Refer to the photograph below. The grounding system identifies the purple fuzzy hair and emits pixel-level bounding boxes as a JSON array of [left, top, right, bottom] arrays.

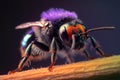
[[40, 8, 78, 22]]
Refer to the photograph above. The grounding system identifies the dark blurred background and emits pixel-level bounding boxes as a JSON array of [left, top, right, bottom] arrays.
[[0, 0, 120, 75]]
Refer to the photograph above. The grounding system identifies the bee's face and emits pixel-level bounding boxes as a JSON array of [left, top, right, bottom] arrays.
[[59, 21, 86, 41]]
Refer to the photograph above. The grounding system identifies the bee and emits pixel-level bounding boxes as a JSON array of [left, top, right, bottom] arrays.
[[48, 19, 115, 71], [8, 8, 115, 74]]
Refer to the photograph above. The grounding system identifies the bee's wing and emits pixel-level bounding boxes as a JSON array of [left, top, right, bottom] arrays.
[[15, 21, 43, 29]]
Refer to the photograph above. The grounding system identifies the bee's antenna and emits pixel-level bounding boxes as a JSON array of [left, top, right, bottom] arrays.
[[86, 26, 115, 33]]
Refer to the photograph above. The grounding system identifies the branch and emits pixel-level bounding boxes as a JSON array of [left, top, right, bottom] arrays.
[[0, 55, 120, 80]]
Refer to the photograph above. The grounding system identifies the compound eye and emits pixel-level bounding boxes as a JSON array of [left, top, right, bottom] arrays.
[[59, 23, 69, 35], [59, 23, 70, 41]]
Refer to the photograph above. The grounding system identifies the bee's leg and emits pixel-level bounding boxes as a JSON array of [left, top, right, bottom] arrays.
[[8, 41, 33, 74], [89, 36, 111, 57], [64, 51, 74, 64], [48, 51, 57, 72], [83, 49, 96, 60], [48, 37, 57, 71], [83, 49, 90, 59]]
